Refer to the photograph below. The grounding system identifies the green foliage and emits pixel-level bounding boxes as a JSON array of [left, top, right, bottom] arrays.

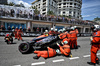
[[31, 6, 40, 14], [47, 10, 55, 16], [67, 16, 71, 18], [8, 2, 15, 6], [94, 17, 100, 21]]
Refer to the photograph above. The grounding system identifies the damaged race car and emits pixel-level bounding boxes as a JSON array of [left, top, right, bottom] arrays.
[[18, 35, 61, 54]]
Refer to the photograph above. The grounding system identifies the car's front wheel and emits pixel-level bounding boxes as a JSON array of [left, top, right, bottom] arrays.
[[18, 43, 32, 54]]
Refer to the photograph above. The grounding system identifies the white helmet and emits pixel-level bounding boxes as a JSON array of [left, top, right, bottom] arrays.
[[55, 29, 58, 31], [74, 26, 77, 29], [94, 25, 100, 29], [71, 27, 75, 30], [58, 29, 62, 33], [63, 28, 66, 32], [45, 30, 48, 32], [51, 28, 54, 31]]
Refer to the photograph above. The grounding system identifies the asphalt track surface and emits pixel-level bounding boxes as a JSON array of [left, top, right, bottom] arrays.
[[0, 37, 100, 66]]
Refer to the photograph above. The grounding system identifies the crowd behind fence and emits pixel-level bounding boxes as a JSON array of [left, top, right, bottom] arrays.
[[0, 5, 98, 28]]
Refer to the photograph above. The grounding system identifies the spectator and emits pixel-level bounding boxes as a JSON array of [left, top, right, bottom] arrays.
[[12, 26, 15, 31], [28, 27, 31, 32], [1, 25, 6, 31], [10, 9, 15, 17], [38, 14, 41, 20], [2, 8, 6, 16], [0, 8, 3, 16], [23, 28, 26, 32], [29, 10, 33, 19], [24, 10, 27, 18], [36, 27, 40, 32], [19, 10, 23, 18], [7, 26, 11, 31], [16, 9, 20, 18], [6, 10, 10, 17]]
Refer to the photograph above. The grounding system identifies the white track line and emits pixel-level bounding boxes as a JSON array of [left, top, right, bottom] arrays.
[[53, 59, 64, 63], [83, 55, 90, 58], [69, 57, 79, 60], [31, 62, 45, 66], [13, 65, 21, 66], [83, 53, 100, 58]]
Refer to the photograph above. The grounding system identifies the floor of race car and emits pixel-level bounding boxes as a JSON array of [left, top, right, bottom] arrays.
[[0, 37, 100, 66]]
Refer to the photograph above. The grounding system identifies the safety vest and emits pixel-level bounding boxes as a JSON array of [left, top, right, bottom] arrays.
[[91, 31, 100, 44]]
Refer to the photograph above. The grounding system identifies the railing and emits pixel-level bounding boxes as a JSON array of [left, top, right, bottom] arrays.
[[0, 15, 94, 26], [0, 4, 96, 26]]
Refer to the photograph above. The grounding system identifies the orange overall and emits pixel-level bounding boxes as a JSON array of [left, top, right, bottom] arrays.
[[63, 38, 70, 45], [49, 31, 55, 35], [59, 32, 68, 39], [69, 30, 77, 49], [91, 31, 100, 63], [75, 29, 79, 48], [14, 28, 18, 39], [59, 44, 71, 56], [34, 47, 56, 58], [17, 29, 23, 40], [37, 35, 47, 38], [54, 31, 59, 35]]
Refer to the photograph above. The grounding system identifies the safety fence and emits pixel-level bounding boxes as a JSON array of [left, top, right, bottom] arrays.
[[0, 31, 92, 37]]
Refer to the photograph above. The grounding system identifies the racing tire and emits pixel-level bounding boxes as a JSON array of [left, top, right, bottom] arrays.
[[18, 43, 32, 54]]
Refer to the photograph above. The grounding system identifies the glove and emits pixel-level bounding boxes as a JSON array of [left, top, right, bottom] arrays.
[[58, 35, 60, 39], [61, 41, 64, 45], [57, 43, 61, 47], [90, 36, 93, 41], [47, 47, 49, 48], [57, 43, 59, 46]]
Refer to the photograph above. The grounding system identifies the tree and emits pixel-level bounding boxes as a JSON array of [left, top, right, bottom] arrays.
[[20, 3, 25, 7], [47, 10, 55, 16], [31, 6, 40, 14], [66, 15, 71, 18], [94, 17, 100, 21], [8, 2, 15, 6]]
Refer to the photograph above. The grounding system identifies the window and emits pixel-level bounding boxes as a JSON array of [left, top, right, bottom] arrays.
[[70, 3, 72, 5], [59, 4, 61, 6], [59, 7, 61, 8], [63, 0, 66, 1], [63, 6, 66, 8], [43, 12, 46, 15], [70, 6, 72, 7], [42, 9, 46, 11], [74, 3, 76, 5], [69, 11, 72, 14], [43, 0, 46, 2], [63, 3, 66, 5], [63, 12, 65, 14]]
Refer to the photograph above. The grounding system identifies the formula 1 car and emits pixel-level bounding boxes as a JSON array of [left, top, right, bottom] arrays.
[[18, 35, 61, 54]]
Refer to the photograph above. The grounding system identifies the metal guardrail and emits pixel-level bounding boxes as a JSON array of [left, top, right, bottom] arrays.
[[0, 31, 92, 37]]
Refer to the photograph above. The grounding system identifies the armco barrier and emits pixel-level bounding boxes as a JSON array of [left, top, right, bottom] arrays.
[[0, 31, 92, 37], [0, 31, 42, 37]]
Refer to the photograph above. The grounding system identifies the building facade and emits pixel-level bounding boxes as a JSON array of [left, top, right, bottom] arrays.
[[32, 0, 58, 15], [32, 0, 82, 19]]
